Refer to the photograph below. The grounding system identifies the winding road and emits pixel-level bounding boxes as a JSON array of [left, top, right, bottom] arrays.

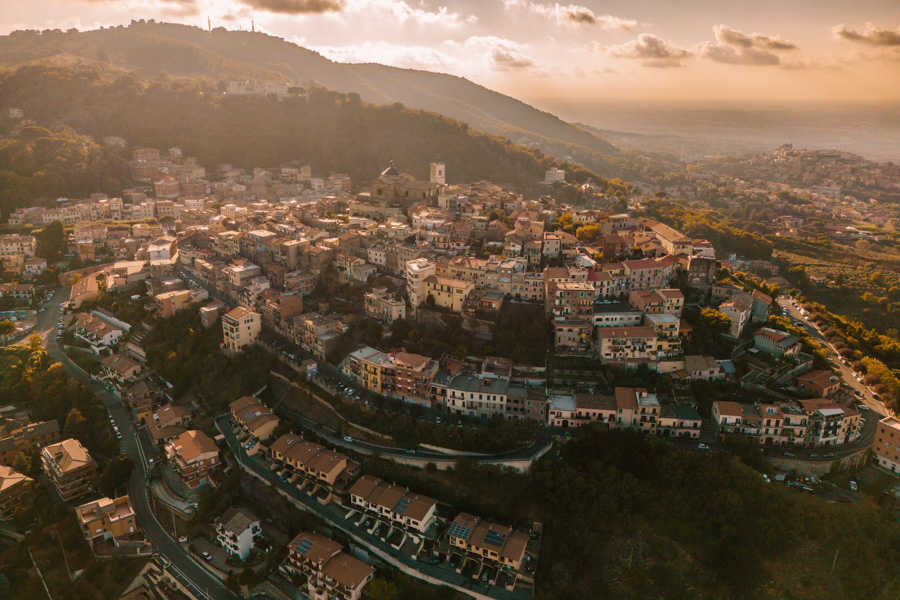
[[38, 288, 236, 600]]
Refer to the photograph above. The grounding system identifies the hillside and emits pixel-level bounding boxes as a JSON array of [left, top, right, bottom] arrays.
[[0, 22, 619, 172], [0, 65, 626, 216]]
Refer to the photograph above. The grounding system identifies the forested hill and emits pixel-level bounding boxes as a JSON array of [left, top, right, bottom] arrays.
[[0, 22, 619, 172], [0, 65, 626, 216]]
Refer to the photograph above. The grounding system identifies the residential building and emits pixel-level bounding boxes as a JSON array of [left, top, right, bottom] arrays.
[[683, 355, 725, 381], [75, 495, 138, 545], [447, 513, 529, 571], [443, 373, 509, 419], [423, 276, 473, 313], [406, 258, 435, 316], [796, 370, 841, 397], [147, 404, 191, 444], [719, 293, 753, 337], [347, 475, 437, 533], [222, 306, 261, 354], [164, 430, 220, 487], [268, 434, 347, 487], [596, 327, 658, 362], [41, 438, 98, 502], [215, 507, 262, 560], [658, 404, 702, 438], [592, 301, 642, 328], [873, 416, 900, 474], [548, 393, 616, 428], [229, 397, 279, 442], [364, 287, 406, 323], [0, 420, 60, 464], [0, 465, 34, 520], [754, 327, 802, 358], [553, 318, 593, 352], [282, 531, 374, 600]]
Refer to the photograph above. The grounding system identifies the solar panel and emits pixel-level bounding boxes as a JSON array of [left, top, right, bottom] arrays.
[[393, 497, 412, 515], [448, 523, 471, 539], [294, 538, 313, 554], [484, 529, 506, 547]]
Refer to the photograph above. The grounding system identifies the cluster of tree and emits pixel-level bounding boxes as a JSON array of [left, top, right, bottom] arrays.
[[642, 198, 774, 260], [0, 65, 621, 202], [142, 309, 274, 408], [0, 124, 130, 217], [363, 426, 900, 600], [0, 337, 118, 459]]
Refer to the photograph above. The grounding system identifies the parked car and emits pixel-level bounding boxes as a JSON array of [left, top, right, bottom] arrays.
[[200, 551, 212, 561], [343, 435, 353, 443], [849, 480, 858, 492], [178, 536, 188, 543], [697, 443, 709, 450]]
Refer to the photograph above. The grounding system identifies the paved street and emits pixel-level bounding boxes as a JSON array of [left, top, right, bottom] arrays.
[[38, 288, 237, 600], [777, 296, 889, 416]]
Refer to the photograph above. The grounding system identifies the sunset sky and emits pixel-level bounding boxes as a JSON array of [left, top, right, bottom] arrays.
[[2, 0, 900, 106]]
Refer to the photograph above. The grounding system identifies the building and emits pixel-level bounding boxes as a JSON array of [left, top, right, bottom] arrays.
[[164, 430, 220, 487], [229, 397, 279, 442], [548, 393, 616, 428], [443, 373, 509, 419], [658, 404, 702, 438], [268, 434, 347, 487], [147, 404, 191, 444], [683, 355, 725, 381], [405, 258, 435, 316], [753, 327, 801, 358], [364, 287, 406, 323], [0, 420, 60, 463], [347, 475, 437, 533], [873, 416, 900, 474], [796, 370, 840, 397], [215, 507, 262, 560], [423, 276, 473, 313], [155, 289, 193, 318], [596, 327, 658, 362], [41, 438, 98, 502], [553, 318, 593, 352], [719, 293, 753, 337], [75, 495, 138, 546], [447, 513, 529, 571], [0, 465, 34, 520], [282, 531, 374, 600], [222, 306, 261, 354]]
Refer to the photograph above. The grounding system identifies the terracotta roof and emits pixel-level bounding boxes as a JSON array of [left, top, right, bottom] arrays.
[[42, 438, 93, 472], [715, 401, 743, 417], [0, 464, 32, 492], [168, 430, 217, 463], [289, 531, 341, 565], [348, 475, 382, 500], [322, 552, 374, 589], [614, 387, 638, 411]]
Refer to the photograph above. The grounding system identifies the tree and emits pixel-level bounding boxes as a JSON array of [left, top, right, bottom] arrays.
[[35, 221, 65, 262], [699, 308, 732, 336], [367, 578, 399, 600], [62, 407, 89, 441], [99, 455, 133, 497], [0, 320, 15, 338]]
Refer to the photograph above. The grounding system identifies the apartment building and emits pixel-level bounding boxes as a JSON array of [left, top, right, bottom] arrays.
[[0, 465, 34, 520], [406, 258, 435, 316], [447, 513, 529, 571], [658, 404, 702, 438], [443, 373, 509, 419], [799, 399, 860, 446], [683, 355, 725, 381], [553, 319, 593, 352], [796, 370, 841, 397], [546, 280, 595, 318], [75, 495, 138, 545], [347, 475, 437, 533], [215, 507, 262, 560], [293, 313, 345, 360], [592, 301, 642, 328], [596, 327, 658, 362], [422, 276, 473, 313], [72, 312, 125, 349], [343, 347, 438, 405], [0, 420, 60, 463], [268, 434, 348, 487], [222, 306, 261, 355], [147, 403, 191, 444], [364, 287, 406, 323], [753, 327, 801, 358], [282, 532, 374, 600], [229, 396, 279, 442], [548, 393, 616, 428], [164, 430, 220, 487], [41, 438, 98, 502], [873, 416, 900, 474]]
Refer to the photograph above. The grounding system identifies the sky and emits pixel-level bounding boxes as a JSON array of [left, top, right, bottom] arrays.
[[2, 0, 900, 108]]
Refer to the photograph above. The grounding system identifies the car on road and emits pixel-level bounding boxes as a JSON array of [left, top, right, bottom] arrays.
[[343, 435, 353, 443], [849, 480, 858, 492], [200, 551, 212, 561], [697, 443, 709, 450], [178, 536, 188, 543]]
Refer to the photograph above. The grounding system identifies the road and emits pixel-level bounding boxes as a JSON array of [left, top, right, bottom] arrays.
[[777, 296, 889, 417], [38, 288, 237, 600]]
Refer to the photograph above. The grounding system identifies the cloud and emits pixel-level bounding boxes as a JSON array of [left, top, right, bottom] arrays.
[[833, 23, 900, 46], [607, 33, 691, 67], [238, 0, 343, 14], [699, 25, 797, 66], [338, 0, 476, 27], [314, 41, 457, 70], [490, 46, 534, 70], [84, 0, 200, 16], [504, 1, 636, 30]]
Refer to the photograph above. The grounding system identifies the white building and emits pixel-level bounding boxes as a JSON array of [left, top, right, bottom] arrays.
[[215, 508, 262, 560], [405, 258, 435, 317]]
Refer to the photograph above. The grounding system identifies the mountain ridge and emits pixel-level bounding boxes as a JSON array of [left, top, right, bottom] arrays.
[[0, 21, 618, 171]]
